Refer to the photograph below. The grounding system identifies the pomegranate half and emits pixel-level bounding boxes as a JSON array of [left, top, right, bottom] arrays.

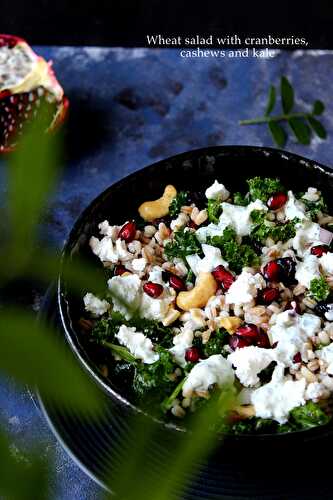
[[0, 34, 69, 153]]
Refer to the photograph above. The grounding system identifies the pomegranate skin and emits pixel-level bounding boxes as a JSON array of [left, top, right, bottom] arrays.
[[185, 347, 200, 363], [267, 192, 288, 210], [311, 245, 329, 257], [169, 274, 186, 292], [118, 221, 137, 243], [212, 265, 235, 291], [143, 282, 164, 298]]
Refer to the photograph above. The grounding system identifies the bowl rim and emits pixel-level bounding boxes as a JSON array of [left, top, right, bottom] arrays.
[[57, 144, 333, 440]]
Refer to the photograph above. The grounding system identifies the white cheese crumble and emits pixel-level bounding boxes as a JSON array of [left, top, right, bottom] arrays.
[[225, 271, 265, 306], [83, 293, 110, 317], [115, 325, 159, 364], [90, 235, 119, 263], [293, 220, 322, 257], [186, 244, 228, 276], [205, 180, 230, 201], [319, 252, 333, 275], [139, 292, 173, 322], [169, 328, 194, 367], [170, 212, 189, 232], [316, 343, 333, 375], [228, 346, 275, 387], [195, 222, 226, 243], [182, 355, 234, 398], [251, 365, 306, 423], [295, 253, 320, 288], [302, 187, 320, 203], [305, 382, 328, 401], [269, 310, 321, 367], [98, 220, 120, 240], [219, 199, 268, 237], [131, 257, 147, 272], [107, 274, 142, 319], [284, 191, 307, 221], [148, 266, 164, 284]]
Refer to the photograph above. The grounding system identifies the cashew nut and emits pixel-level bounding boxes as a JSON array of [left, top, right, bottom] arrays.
[[176, 272, 217, 311], [138, 185, 177, 222]]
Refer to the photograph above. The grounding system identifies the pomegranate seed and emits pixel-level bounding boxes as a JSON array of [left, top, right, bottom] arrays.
[[260, 287, 280, 304], [212, 265, 235, 291], [293, 352, 302, 363], [169, 274, 186, 292], [256, 333, 271, 348], [229, 335, 251, 350], [236, 324, 260, 340], [114, 264, 126, 276], [311, 245, 329, 257], [267, 192, 288, 210], [118, 221, 136, 243], [263, 261, 281, 282], [285, 300, 301, 314], [143, 282, 164, 298], [185, 347, 200, 363]]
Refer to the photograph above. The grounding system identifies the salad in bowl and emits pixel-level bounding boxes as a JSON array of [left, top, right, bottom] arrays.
[[78, 174, 333, 435]]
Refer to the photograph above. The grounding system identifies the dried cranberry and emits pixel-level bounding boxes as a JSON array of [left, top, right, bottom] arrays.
[[169, 274, 186, 292], [236, 324, 260, 340], [143, 282, 164, 298], [267, 192, 288, 210], [263, 261, 281, 282], [285, 300, 301, 314], [293, 352, 302, 363], [114, 264, 127, 276], [311, 245, 329, 258], [212, 265, 235, 291], [260, 287, 280, 304], [185, 347, 200, 363], [229, 335, 251, 350], [256, 333, 271, 348], [118, 221, 137, 243], [276, 257, 296, 284]]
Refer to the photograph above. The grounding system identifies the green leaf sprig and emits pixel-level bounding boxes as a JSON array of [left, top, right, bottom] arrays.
[[239, 76, 327, 147]]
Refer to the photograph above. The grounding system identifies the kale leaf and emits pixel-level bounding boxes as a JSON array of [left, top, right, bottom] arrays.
[[298, 193, 328, 221], [207, 227, 259, 274], [290, 401, 331, 429], [91, 312, 125, 341], [202, 328, 229, 357], [233, 191, 249, 206], [247, 176, 285, 203], [164, 227, 203, 260], [207, 198, 222, 223], [309, 276, 330, 302], [169, 191, 189, 217], [250, 210, 298, 243]]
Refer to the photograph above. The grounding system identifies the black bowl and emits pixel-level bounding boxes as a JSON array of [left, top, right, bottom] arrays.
[[58, 145, 333, 445]]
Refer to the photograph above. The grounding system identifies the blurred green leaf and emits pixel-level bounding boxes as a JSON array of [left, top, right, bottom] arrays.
[[268, 121, 286, 148], [288, 117, 311, 145], [308, 116, 327, 139], [0, 308, 103, 414], [265, 85, 276, 116], [281, 76, 294, 114], [312, 100, 325, 115]]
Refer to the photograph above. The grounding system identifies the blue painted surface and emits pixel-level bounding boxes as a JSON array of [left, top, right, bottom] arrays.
[[1, 47, 333, 499]]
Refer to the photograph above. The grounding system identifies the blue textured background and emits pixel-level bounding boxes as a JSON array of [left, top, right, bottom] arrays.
[[1, 47, 333, 499]]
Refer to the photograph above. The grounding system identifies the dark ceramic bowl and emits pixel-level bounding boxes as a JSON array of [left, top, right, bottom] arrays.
[[58, 145, 333, 445]]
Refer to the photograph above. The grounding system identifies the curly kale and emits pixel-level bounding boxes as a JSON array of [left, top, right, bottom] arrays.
[[298, 193, 328, 221], [164, 227, 203, 261], [207, 227, 259, 274], [169, 191, 189, 217], [247, 176, 285, 203], [202, 328, 229, 357], [290, 401, 331, 429], [233, 191, 249, 206], [250, 210, 298, 243], [207, 198, 222, 223], [309, 276, 330, 302], [91, 312, 125, 341], [133, 347, 176, 399]]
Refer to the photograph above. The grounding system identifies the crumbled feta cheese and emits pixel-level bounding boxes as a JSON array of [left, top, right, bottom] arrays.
[[293, 220, 322, 257], [284, 191, 307, 221], [116, 325, 159, 364], [115, 239, 132, 261], [131, 257, 147, 272], [302, 187, 320, 203], [219, 199, 267, 237], [228, 346, 275, 387], [170, 212, 189, 232], [316, 343, 333, 375], [319, 252, 333, 275], [180, 308, 207, 331], [90, 236, 119, 263], [83, 293, 109, 317], [148, 266, 164, 284], [251, 365, 306, 423], [186, 244, 228, 276], [295, 253, 320, 288], [98, 220, 120, 240], [269, 310, 321, 367], [226, 271, 265, 306], [169, 328, 194, 367], [324, 306, 333, 322], [305, 382, 328, 401], [182, 355, 234, 397], [108, 274, 142, 319], [205, 180, 230, 201], [139, 292, 173, 322], [195, 222, 226, 243]]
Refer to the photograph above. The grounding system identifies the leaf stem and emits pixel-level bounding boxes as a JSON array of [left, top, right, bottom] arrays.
[[161, 377, 186, 413], [239, 112, 310, 126], [101, 341, 137, 363]]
